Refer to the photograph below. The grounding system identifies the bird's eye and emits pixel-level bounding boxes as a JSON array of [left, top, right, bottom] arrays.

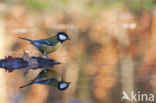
[[59, 34, 67, 40]]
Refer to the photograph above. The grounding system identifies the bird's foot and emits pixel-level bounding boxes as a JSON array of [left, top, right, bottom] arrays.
[[23, 68, 30, 76], [44, 52, 50, 59], [45, 55, 50, 60]]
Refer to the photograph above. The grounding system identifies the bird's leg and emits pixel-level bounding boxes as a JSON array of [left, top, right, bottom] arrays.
[[23, 67, 30, 76], [44, 52, 50, 59]]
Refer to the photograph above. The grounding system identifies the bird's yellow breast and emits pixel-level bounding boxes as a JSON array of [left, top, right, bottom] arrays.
[[40, 42, 61, 54]]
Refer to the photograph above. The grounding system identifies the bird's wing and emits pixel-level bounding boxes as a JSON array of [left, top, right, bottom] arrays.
[[34, 39, 57, 46], [35, 78, 58, 85]]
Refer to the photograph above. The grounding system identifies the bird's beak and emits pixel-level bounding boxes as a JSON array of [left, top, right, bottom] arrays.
[[67, 38, 70, 40]]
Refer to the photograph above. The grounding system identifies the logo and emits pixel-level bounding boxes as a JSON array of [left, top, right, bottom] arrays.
[[121, 91, 154, 102]]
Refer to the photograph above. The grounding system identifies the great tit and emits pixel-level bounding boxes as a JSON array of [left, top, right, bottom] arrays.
[[20, 69, 71, 91], [18, 32, 70, 59]]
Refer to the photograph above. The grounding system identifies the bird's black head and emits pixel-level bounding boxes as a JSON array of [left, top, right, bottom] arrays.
[[57, 32, 70, 43], [58, 81, 71, 91]]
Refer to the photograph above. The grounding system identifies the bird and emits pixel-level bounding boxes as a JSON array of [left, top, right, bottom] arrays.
[[20, 69, 71, 91], [18, 32, 70, 59]]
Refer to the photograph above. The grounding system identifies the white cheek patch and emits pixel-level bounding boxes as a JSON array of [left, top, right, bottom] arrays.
[[60, 83, 68, 89], [59, 34, 67, 40]]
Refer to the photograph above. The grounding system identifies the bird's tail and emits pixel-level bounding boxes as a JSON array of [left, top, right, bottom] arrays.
[[18, 37, 32, 42], [19, 82, 34, 88]]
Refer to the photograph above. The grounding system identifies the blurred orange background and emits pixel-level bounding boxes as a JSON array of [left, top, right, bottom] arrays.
[[0, 0, 155, 103]]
